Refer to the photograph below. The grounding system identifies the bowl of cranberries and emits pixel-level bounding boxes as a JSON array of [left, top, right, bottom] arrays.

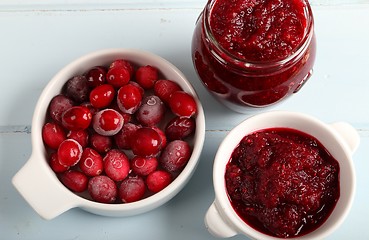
[[205, 111, 359, 240], [12, 48, 205, 219]]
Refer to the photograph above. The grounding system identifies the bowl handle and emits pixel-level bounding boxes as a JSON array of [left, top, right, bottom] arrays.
[[205, 201, 238, 238], [330, 122, 360, 154], [12, 153, 76, 220]]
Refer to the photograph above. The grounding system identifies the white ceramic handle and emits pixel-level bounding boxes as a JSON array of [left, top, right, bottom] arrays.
[[12, 153, 76, 220], [204, 201, 238, 238], [330, 122, 360, 154]]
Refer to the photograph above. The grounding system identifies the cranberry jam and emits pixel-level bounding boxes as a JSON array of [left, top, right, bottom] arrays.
[[225, 128, 340, 238], [192, 0, 316, 112]]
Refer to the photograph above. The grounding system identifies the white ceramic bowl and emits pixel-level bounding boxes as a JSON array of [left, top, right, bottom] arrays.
[[12, 48, 206, 220], [205, 111, 359, 240]]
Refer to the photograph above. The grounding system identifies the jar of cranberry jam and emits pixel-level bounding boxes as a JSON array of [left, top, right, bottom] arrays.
[[192, 0, 316, 113]]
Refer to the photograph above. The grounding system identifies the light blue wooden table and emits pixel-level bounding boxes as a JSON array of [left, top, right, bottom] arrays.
[[1, 1, 368, 239]]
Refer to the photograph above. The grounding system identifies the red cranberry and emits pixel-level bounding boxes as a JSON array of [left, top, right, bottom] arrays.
[[106, 66, 131, 88], [119, 175, 146, 203], [114, 123, 141, 150], [136, 95, 165, 126], [117, 83, 143, 114], [67, 129, 89, 148], [165, 116, 196, 140], [57, 139, 83, 167], [48, 94, 74, 124], [42, 122, 66, 149], [80, 101, 98, 115], [59, 170, 88, 192], [49, 152, 69, 173], [103, 149, 130, 181], [146, 170, 172, 193], [61, 106, 92, 131], [88, 175, 117, 203], [135, 65, 158, 89], [89, 133, 112, 153], [109, 59, 135, 76], [131, 127, 162, 157], [92, 109, 124, 136], [154, 79, 182, 104], [64, 75, 90, 103], [169, 91, 197, 117], [89, 84, 116, 109], [160, 140, 191, 172], [79, 148, 103, 176], [151, 126, 167, 149], [85, 66, 107, 88], [131, 156, 158, 176]]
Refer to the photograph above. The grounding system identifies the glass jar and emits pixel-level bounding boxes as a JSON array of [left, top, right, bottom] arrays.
[[192, 0, 316, 113]]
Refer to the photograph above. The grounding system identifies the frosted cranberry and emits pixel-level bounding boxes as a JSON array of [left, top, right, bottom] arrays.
[[67, 129, 89, 147], [89, 133, 112, 153], [136, 95, 165, 126], [49, 152, 69, 173], [61, 106, 92, 131], [146, 170, 172, 193], [80, 101, 98, 115], [117, 83, 143, 114], [154, 79, 182, 104], [92, 109, 124, 136], [42, 122, 66, 149], [131, 156, 158, 176], [85, 66, 107, 88], [131, 127, 162, 157], [106, 66, 131, 88], [59, 170, 88, 192], [114, 123, 141, 150], [88, 175, 117, 203], [119, 175, 146, 203], [151, 126, 167, 149], [169, 91, 197, 117], [64, 75, 90, 103], [109, 59, 135, 76], [128, 81, 144, 96], [48, 94, 74, 124], [165, 116, 196, 140], [89, 84, 115, 109], [79, 148, 103, 176], [57, 139, 83, 167], [160, 140, 191, 172], [103, 149, 130, 181], [135, 65, 158, 89]]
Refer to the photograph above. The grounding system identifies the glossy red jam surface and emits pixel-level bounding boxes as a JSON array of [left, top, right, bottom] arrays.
[[192, 0, 316, 109], [225, 128, 340, 238]]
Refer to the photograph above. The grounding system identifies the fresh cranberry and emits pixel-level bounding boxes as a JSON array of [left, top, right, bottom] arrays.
[[160, 140, 191, 172], [135, 65, 158, 89], [146, 170, 172, 193], [48, 94, 74, 124], [64, 75, 90, 103], [89, 84, 116, 109], [169, 91, 197, 117], [67, 129, 89, 148], [117, 83, 143, 114], [49, 152, 69, 173], [89, 133, 112, 153], [92, 109, 124, 136], [154, 79, 182, 104], [136, 95, 165, 126], [119, 175, 146, 203], [85, 66, 107, 88], [106, 66, 131, 88], [79, 148, 103, 176], [151, 126, 167, 149], [114, 123, 141, 150], [165, 116, 196, 140], [103, 149, 130, 181], [88, 175, 117, 203], [57, 139, 83, 167], [59, 170, 88, 192], [42, 122, 66, 149], [131, 127, 162, 157], [109, 59, 135, 76], [61, 106, 92, 131], [131, 156, 158, 176]]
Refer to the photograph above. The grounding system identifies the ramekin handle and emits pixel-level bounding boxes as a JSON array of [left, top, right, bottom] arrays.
[[12, 153, 76, 220], [330, 122, 360, 154], [204, 201, 238, 238]]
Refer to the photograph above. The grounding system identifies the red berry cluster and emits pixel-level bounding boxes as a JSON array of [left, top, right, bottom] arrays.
[[42, 59, 198, 204]]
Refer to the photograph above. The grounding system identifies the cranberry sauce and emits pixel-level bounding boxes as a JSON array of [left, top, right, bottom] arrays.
[[225, 128, 340, 238], [192, 0, 316, 111]]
